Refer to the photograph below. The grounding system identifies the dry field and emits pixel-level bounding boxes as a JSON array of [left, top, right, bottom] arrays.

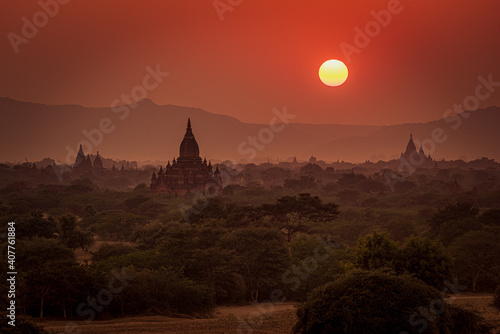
[[451, 294, 500, 333], [41, 302, 297, 334], [40, 295, 499, 334]]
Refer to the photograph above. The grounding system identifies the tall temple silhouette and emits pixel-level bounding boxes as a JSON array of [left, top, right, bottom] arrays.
[[400, 133, 434, 166], [150, 118, 222, 195]]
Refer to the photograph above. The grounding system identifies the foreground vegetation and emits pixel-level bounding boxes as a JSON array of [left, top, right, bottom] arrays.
[[293, 270, 493, 333], [0, 164, 499, 332]]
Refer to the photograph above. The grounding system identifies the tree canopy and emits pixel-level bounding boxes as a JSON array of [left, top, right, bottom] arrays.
[[355, 232, 453, 288], [293, 270, 492, 334], [261, 193, 339, 259]]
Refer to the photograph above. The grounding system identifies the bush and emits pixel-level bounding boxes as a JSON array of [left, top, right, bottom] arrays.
[[292, 270, 492, 334], [443, 304, 493, 334]]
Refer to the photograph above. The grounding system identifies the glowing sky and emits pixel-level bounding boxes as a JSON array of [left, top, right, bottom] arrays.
[[1, 0, 500, 125]]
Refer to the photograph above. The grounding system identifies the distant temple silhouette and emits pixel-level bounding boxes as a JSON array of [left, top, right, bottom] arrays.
[[73, 147, 105, 171], [73, 146, 127, 172], [150, 118, 222, 195], [400, 133, 434, 167]]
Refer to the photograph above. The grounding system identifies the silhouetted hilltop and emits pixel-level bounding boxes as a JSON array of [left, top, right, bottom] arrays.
[[1, 97, 499, 163]]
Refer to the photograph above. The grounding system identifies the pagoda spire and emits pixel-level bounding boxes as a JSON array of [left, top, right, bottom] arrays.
[[185, 117, 193, 137], [78, 144, 85, 156], [403, 133, 417, 160], [179, 117, 199, 158]]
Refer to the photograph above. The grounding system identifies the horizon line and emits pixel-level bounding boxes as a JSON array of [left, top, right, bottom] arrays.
[[1, 96, 497, 128]]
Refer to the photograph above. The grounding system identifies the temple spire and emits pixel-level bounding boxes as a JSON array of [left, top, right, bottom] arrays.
[[184, 117, 194, 137], [78, 144, 85, 156], [179, 117, 199, 158]]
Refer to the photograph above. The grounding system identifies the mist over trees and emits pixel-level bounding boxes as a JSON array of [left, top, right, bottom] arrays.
[[0, 163, 499, 331]]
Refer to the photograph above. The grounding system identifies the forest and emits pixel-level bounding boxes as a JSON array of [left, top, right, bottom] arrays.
[[0, 162, 499, 332]]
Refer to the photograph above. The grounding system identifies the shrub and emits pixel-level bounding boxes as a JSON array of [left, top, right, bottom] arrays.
[[292, 270, 492, 334], [443, 304, 493, 334]]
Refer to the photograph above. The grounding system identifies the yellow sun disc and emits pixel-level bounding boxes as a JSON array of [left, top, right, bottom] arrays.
[[319, 59, 348, 87]]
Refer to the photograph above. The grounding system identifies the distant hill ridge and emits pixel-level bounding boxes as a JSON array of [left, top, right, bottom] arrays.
[[1, 97, 499, 163]]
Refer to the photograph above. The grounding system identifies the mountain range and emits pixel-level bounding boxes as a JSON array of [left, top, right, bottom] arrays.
[[1, 97, 499, 164]]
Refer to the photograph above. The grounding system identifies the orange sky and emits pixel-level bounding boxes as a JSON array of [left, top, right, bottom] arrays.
[[1, 0, 500, 125]]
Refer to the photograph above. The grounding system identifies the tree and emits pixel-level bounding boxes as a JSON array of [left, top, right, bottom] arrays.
[[449, 227, 500, 292], [84, 211, 147, 240], [431, 202, 479, 226], [190, 246, 246, 304], [284, 176, 317, 191], [84, 204, 97, 217], [221, 227, 289, 302], [261, 193, 339, 260], [16, 239, 84, 320], [285, 236, 353, 301], [124, 267, 214, 316], [478, 208, 500, 226], [292, 270, 492, 334], [124, 194, 150, 210], [336, 189, 360, 205], [394, 180, 416, 194], [429, 202, 481, 244], [355, 231, 398, 270], [357, 178, 386, 193], [57, 214, 93, 251], [188, 197, 231, 225], [17, 211, 57, 239], [337, 173, 366, 189], [355, 233, 453, 289], [157, 220, 247, 304], [91, 243, 137, 262], [399, 236, 453, 289], [299, 163, 323, 178]]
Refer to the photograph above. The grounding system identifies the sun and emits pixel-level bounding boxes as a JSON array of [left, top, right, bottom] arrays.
[[319, 59, 348, 87]]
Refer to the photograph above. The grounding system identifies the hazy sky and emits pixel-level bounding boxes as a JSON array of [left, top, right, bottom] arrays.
[[2, 0, 500, 125]]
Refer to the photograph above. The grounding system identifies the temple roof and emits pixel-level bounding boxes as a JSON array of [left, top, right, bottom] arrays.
[[74, 144, 86, 167], [93, 151, 103, 167], [404, 133, 417, 154], [179, 118, 200, 158], [77, 144, 85, 158]]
